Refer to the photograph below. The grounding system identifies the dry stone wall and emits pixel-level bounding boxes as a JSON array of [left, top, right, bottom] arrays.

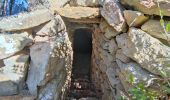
[[0, 8, 72, 100], [0, 0, 170, 99]]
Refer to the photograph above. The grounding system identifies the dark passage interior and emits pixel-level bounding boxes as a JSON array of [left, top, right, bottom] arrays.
[[72, 28, 92, 80], [67, 29, 100, 100]]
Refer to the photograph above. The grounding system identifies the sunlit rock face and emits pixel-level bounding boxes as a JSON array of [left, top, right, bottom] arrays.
[[0, 0, 170, 99], [116, 28, 170, 77], [0, 33, 32, 60]]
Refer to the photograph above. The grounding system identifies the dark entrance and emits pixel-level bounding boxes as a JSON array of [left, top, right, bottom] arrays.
[[66, 29, 101, 100], [72, 28, 92, 80]]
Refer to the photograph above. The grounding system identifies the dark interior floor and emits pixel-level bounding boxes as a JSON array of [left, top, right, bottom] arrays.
[[72, 53, 91, 80]]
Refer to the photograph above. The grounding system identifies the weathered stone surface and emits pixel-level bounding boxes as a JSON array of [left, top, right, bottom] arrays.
[[141, 19, 170, 41], [123, 10, 148, 27], [0, 95, 35, 100], [26, 40, 67, 95], [116, 28, 170, 76], [0, 33, 32, 59], [26, 16, 72, 96], [116, 60, 158, 93], [36, 15, 66, 36], [116, 49, 131, 63], [101, 0, 127, 32], [0, 81, 18, 96], [57, 7, 99, 19], [120, 0, 170, 16], [99, 20, 119, 39], [50, 0, 70, 8], [0, 9, 52, 31], [0, 54, 29, 96], [108, 39, 118, 55], [38, 71, 66, 100], [69, 0, 100, 7]]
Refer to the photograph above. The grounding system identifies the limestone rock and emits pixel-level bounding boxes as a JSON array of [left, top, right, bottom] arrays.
[[36, 15, 66, 36], [116, 60, 158, 93], [0, 54, 29, 96], [0, 9, 52, 31], [108, 39, 118, 55], [0, 95, 35, 100], [0, 81, 18, 96], [101, 0, 127, 32], [120, 0, 170, 16], [116, 49, 131, 63], [123, 10, 148, 27], [99, 20, 119, 39], [69, 0, 100, 7], [26, 16, 72, 95], [38, 71, 66, 100], [50, 0, 69, 8], [116, 28, 170, 77], [0, 33, 32, 59], [26, 40, 67, 95], [141, 19, 170, 41], [57, 7, 99, 19]]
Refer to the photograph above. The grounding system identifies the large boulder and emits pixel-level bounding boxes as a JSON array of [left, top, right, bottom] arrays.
[[0, 53, 29, 96], [38, 71, 66, 100], [120, 0, 170, 16], [123, 10, 148, 27], [57, 7, 99, 19], [26, 16, 72, 96], [101, 0, 127, 32], [141, 19, 170, 41], [0, 9, 52, 31], [116, 28, 170, 77], [116, 60, 162, 94], [0, 33, 32, 60]]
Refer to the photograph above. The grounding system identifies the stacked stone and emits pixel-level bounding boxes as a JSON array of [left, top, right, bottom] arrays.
[[0, 8, 72, 100], [91, 0, 170, 99]]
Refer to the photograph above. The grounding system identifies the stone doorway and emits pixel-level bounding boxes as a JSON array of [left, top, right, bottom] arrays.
[[66, 28, 101, 100], [72, 28, 92, 81]]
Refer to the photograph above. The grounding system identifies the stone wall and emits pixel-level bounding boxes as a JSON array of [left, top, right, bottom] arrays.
[[0, 8, 72, 100], [0, 0, 170, 100]]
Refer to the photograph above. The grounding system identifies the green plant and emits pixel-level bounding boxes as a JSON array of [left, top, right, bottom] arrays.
[[127, 74, 158, 100]]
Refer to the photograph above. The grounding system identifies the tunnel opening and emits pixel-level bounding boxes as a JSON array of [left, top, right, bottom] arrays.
[[66, 28, 101, 100], [72, 28, 92, 81]]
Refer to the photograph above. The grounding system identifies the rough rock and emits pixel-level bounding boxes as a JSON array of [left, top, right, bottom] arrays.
[[26, 16, 72, 96], [0, 81, 18, 96], [50, 0, 70, 8], [99, 20, 120, 39], [26, 39, 67, 96], [116, 28, 170, 77], [69, 0, 100, 7], [38, 71, 66, 100], [0, 54, 29, 96], [36, 15, 66, 36], [0, 95, 35, 100], [108, 39, 118, 55], [120, 0, 170, 16], [116, 49, 131, 63], [0, 33, 32, 59], [0, 9, 53, 31], [57, 7, 99, 19], [101, 0, 127, 32], [116, 60, 159, 93], [123, 10, 148, 27], [141, 19, 170, 41]]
